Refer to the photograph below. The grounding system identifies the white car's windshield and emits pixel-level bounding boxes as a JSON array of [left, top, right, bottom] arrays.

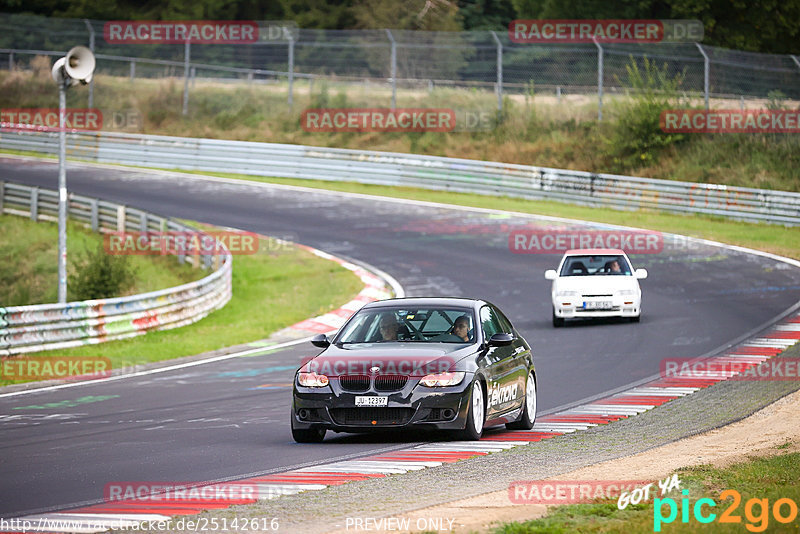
[[560, 255, 632, 276], [337, 307, 475, 343]]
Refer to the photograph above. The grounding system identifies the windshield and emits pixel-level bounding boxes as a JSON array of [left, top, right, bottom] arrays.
[[337, 307, 476, 343], [559, 255, 632, 276]]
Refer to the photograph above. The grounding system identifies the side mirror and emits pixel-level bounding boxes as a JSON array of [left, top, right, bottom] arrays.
[[311, 334, 330, 348], [635, 268, 648, 280], [488, 333, 514, 347], [544, 269, 557, 280]]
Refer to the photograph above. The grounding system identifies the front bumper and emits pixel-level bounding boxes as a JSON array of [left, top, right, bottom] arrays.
[[292, 374, 473, 433], [553, 296, 641, 319]]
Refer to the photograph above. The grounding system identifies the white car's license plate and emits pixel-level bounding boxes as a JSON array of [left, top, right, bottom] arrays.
[[355, 396, 388, 407], [584, 301, 613, 310]]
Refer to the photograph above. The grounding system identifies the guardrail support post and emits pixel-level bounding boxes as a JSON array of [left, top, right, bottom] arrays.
[[593, 38, 603, 121], [31, 187, 40, 221], [288, 36, 295, 108], [0, 181, 4, 214], [84, 19, 95, 108], [116, 205, 126, 232], [140, 211, 148, 232], [130, 59, 135, 83], [8, 51, 13, 71], [191, 66, 196, 88], [696, 43, 710, 110], [182, 40, 191, 115], [90, 199, 98, 231], [386, 29, 396, 109], [490, 31, 503, 114]]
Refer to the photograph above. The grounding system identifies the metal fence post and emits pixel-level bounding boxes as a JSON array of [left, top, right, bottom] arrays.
[[90, 199, 98, 231], [30, 187, 39, 221], [84, 19, 95, 108], [182, 41, 191, 115], [490, 31, 503, 114], [130, 59, 135, 83], [696, 43, 709, 110], [8, 51, 13, 71], [386, 29, 396, 109], [288, 36, 295, 108], [593, 38, 603, 121], [116, 205, 126, 231]]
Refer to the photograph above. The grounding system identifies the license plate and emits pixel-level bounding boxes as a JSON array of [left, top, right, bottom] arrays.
[[584, 301, 613, 310], [355, 396, 388, 407]]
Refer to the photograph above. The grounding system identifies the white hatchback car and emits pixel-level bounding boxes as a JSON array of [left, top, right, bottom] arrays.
[[545, 248, 648, 327]]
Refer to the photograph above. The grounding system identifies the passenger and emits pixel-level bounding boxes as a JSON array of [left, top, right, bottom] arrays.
[[378, 315, 400, 341]]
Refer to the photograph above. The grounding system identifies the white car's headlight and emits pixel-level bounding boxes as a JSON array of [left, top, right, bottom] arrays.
[[297, 372, 329, 387], [556, 290, 579, 297], [419, 371, 465, 387], [617, 289, 637, 296]]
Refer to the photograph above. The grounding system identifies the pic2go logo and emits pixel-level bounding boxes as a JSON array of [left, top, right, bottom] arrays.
[[654, 489, 799, 532]]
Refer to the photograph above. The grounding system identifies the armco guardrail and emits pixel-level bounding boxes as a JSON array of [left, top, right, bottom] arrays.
[[0, 181, 232, 356], [2, 129, 799, 225]]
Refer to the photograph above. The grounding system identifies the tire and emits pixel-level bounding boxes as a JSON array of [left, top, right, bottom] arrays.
[[506, 371, 536, 430], [552, 308, 564, 328], [291, 412, 326, 443], [455, 380, 485, 440]]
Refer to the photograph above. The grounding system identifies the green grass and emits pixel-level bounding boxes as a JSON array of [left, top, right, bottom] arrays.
[[0, 218, 363, 386], [493, 449, 800, 533], [1, 67, 798, 191], [0, 214, 201, 305], [1, 238, 362, 384], [188, 171, 800, 261]]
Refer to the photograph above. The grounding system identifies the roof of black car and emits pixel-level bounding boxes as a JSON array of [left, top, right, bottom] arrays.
[[362, 297, 485, 310]]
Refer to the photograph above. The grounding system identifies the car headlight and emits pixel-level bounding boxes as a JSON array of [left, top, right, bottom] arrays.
[[419, 371, 465, 387], [618, 289, 637, 296], [297, 372, 329, 387], [556, 290, 579, 297]]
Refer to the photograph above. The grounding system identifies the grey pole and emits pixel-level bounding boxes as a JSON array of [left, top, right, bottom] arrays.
[[182, 41, 191, 115], [8, 51, 13, 71], [593, 38, 603, 121], [83, 19, 95, 108], [57, 81, 68, 303], [696, 43, 709, 110], [490, 31, 503, 113], [288, 36, 295, 108], [386, 29, 396, 109], [130, 59, 135, 83]]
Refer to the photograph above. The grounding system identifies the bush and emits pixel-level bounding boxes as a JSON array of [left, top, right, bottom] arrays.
[[605, 57, 690, 171], [68, 245, 137, 301]]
